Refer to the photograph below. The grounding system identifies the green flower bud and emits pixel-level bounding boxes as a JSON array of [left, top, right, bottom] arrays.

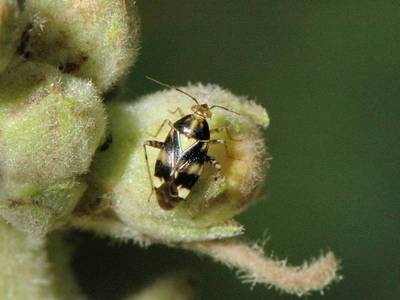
[[0, 59, 106, 236], [78, 83, 269, 242], [0, 0, 21, 73], [22, 0, 140, 92]]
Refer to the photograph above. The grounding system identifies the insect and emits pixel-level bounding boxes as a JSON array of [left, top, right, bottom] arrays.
[[143, 76, 239, 210]]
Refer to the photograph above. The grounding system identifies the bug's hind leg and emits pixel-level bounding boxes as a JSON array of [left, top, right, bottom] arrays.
[[143, 141, 164, 201], [206, 155, 223, 181]]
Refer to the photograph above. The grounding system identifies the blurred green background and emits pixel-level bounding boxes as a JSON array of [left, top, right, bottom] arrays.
[[72, 1, 400, 299]]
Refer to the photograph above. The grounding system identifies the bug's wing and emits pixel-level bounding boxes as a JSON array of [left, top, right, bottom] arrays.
[[154, 130, 181, 184], [173, 141, 208, 197]]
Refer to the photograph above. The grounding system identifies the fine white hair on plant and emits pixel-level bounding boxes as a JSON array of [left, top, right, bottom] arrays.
[[186, 239, 341, 296], [0, 59, 106, 237], [22, 0, 141, 92]]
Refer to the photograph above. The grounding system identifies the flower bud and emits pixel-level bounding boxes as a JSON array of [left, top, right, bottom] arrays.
[[0, 59, 106, 236], [23, 0, 140, 92], [80, 83, 269, 242]]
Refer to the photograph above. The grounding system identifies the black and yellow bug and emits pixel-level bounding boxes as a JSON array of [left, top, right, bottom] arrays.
[[143, 77, 239, 210]]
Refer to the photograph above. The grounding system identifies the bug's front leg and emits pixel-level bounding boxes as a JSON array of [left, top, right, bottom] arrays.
[[143, 140, 164, 201], [207, 139, 238, 160], [147, 119, 175, 138], [210, 125, 242, 141], [206, 155, 222, 181]]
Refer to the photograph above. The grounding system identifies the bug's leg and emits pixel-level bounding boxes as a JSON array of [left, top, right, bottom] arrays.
[[206, 155, 223, 181], [210, 126, 242, 141], [147, 119, 175, 138], [207, 139, 240, 160], [143, 141, 164, 201], [168, 107, 185, 117], [209, 127, 224, 134]]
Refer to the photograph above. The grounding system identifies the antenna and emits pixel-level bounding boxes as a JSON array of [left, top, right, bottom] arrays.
[[146, 76, 199, 105], [210, 105, 240, 115]]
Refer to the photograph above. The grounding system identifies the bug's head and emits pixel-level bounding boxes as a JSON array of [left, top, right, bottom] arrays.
[[145, 76, 240, 118], [191, 103, 212, 119], [193, 103, 241, 119]]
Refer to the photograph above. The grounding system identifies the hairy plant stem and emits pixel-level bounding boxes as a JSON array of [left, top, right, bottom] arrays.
[[185, 239, 340, 296]]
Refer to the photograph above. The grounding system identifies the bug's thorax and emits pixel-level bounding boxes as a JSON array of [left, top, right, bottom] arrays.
[[174, 114, 210, 140]]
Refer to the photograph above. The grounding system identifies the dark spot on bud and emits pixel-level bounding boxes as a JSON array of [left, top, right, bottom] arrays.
[[59, 55, 88, 74], [17, 22, 33, 57], [100, 134, 113, 151]]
